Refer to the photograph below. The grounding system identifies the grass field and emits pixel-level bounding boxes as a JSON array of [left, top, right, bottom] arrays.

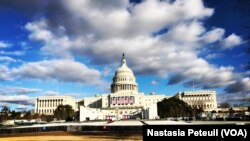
[[0, 131, 142, 141]]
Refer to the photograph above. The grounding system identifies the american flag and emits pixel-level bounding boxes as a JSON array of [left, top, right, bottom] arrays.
[[111, 96, 134, 104], [117, 97, 120, 104], [121, 97, 124, 104], [111, 97, 117, 104], [129, 96, 134, 104], [124, 96, 129, 104]]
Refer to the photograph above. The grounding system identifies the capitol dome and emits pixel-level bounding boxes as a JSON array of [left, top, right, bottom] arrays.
[[111, 54, 138, 93]]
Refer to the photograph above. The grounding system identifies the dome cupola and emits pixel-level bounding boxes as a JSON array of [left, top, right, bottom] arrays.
[[111, 53, 138, 93]]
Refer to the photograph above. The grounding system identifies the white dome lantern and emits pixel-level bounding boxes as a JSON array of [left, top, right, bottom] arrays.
[[111, 53, 138, 93]]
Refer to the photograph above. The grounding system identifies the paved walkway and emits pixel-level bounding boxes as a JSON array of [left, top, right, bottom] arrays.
[[6, 120, 250, 129]]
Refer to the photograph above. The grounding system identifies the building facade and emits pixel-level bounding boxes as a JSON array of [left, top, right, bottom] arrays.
[[35, 54, 218, 119], [79, 54, 167, 121], [175, 90, 217, 111], [35, 96, 77, 115]]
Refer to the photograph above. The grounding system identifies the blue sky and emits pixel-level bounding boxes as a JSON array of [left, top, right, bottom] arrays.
[[0, 0, 249, 111]]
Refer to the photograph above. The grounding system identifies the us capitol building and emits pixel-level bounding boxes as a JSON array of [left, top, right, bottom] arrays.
[[35, 54, 217, 121]]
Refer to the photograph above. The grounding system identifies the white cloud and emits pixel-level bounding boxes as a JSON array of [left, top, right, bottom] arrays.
[[202, 28, 225, 43], [62, 0, 213, 38], [17, 104, 28, 110], [221, 33, 243, 49], [194, 66, 236, 89], [217, 92, 250, 105], [205, 53, 223, 60], [18, 0, 247, 94], [129, 0, 214, 36], [102, 67, 112, 77], [151, 80, 159, 85], [11, 59, 105, 86], [23, 21, 238, 92], [0, 51, 25, 56], [0, 86, 41, 95], [0, 56, 19, 63], [44, 90, 60, 96], [0, 41, 11, 48], [0, 95, 34, 106], [225, 77, 250, 93], [25, 20, 53, 42], [0, 65, 12, 80], [25, 20, 82, 59], [163, 21, 205, 44], [43, 90, 82, 97]]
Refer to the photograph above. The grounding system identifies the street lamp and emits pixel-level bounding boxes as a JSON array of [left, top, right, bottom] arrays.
[[141, 108, 144, 119]]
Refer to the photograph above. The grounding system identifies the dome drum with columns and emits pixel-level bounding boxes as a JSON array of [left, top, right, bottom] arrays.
[[111, 53, 138, 93]]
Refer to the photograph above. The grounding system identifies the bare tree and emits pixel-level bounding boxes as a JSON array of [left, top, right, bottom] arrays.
[[0, 106, 10, 122], [220, 102, 231, 108]]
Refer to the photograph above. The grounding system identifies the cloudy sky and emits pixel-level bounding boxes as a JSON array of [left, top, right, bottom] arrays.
[[0, 0, 249, 110]]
